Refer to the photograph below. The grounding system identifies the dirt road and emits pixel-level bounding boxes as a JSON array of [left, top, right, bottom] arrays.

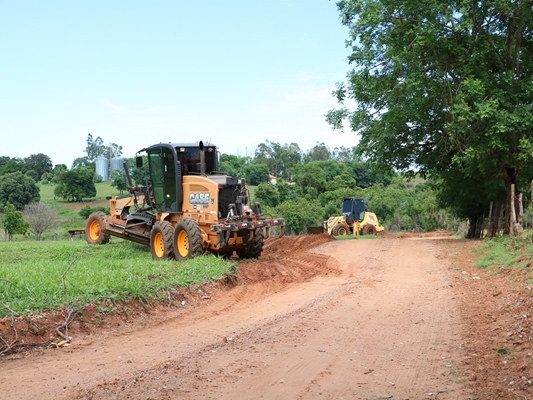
[[1, 236, 467, 399]]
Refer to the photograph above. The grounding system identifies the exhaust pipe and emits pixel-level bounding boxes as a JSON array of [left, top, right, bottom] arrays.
[[199, 141, 205, 175]]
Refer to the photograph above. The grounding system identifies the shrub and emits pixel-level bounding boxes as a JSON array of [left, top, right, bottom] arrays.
[[79, 205, 110, 220]]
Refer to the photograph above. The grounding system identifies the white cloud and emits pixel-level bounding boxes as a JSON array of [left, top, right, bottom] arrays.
[[254, 85, 336, 115], [101, 99, 128, 113]]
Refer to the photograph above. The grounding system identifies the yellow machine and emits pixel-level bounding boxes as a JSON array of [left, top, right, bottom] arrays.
[[86, 141, 285, 260], [324, 198, 384, 236]]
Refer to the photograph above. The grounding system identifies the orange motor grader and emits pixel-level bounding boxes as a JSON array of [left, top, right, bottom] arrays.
[[85, 141, 285, 260]]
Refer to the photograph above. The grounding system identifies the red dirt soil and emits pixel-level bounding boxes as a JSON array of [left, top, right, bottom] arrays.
[[1, 233, 533, 399]]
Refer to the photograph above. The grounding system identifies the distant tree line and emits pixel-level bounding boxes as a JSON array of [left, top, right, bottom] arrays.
[[217, 140, 458, 235], [0, 135, 463, 240], [0, 134, 123, 240]]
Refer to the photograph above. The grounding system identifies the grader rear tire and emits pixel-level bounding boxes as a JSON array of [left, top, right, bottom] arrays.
[[85, 211, 110, 245], [237, 228, 264, 259], [150, 221, 174, 260], [331, 223, 349, 236], [362, 224, 377, 236], [173, 217, 204, 261]]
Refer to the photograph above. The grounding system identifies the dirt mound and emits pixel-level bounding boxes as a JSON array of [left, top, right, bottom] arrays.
[[263, 233, 335, 253], [239, 234, 339, 285]]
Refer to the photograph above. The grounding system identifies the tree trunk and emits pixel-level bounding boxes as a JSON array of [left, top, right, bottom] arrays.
[[466, 213, 484, 239], [476, 214, 484, 238], [488, 200, 502, 237], [488, 201, 493, 230], [510, 184, 516, 238], [517, 193, 524, 236], [504, 167, 519, 235]]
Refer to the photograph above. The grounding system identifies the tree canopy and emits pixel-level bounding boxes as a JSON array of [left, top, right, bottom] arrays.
[[254, 140, 302, 179], [84, 133, 123, 162], [110, 169, 128, 194], [54, 167, 97, 202], [0, 171, 40, 210], [24, 153, 53, 180], [0, 157, 25, 175], [1, 203, 29, 240], [327, 0, 533, 236]]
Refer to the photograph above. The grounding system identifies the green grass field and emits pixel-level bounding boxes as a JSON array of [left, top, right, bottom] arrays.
[[0, 239, 237, 318], [0, 181, 237, 318]]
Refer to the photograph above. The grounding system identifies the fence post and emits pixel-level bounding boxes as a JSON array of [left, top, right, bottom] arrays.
[[510, 184, 516, 238]]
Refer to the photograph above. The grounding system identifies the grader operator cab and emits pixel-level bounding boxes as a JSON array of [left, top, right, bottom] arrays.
[[324, 197, 384, 236], [85, 141, 285, 260]]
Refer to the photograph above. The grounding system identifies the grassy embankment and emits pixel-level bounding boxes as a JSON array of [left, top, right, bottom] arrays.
[[475, 235, 533, 280], [0, 182, 237, 318]]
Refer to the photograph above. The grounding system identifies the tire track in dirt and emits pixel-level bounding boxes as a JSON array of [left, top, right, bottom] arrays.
[[71, 282, 355, 400], [213, 235, 339, 315]]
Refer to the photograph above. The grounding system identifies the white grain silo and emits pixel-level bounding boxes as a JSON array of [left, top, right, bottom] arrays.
[[96, 156, 109, 181], [110, 157, 123, 173]]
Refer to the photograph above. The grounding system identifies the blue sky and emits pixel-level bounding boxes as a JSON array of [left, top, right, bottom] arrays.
[[1, 1, 355, 167]]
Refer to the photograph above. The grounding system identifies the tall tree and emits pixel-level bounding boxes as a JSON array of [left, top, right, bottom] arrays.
[[254, 141, 302, 179], [255, 140, 282, 176], [290, 162, 327, 195], [1, 203, 29, 240], [54, 167, 96, 202], [254, 183, 281, 208], [303, 142, 331, 163], [71, 156, 94, 170], [0, 157, 25, 175], [105, 142, 123, 159], [0, 171, 40, 210], [311, 160, 352, 183], [332, 146, 356, 162], [84, 133, 105, 162], [327, 0, 533, 236], [24, 153, 53, 180], [219, 154, 249, 177], [242, 162, 270, 185], [277, 142, 302, 179], [110, 169, 128, 194]]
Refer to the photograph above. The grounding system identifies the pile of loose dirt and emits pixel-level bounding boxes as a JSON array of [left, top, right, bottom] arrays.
[[239, 234, 338, 285], [263, 233, 335, 253]]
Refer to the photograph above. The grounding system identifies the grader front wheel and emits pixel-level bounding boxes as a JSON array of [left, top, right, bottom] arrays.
[[85, 211, 110, 245], [150, 221, 174, 260], [173, 218, 204, 260]]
